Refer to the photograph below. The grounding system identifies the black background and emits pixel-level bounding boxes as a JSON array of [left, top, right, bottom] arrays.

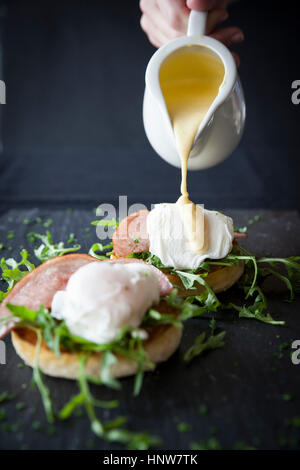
[[0, 0, 300, 452], [0, 0, 299, 209]]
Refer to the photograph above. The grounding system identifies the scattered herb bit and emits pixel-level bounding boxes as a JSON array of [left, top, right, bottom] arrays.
[[23, 217, 31, 225], [176, 421, 191, 433], [248, 215, 261, 225], [16, 402, 26, 411], [43, 218, 53, 228], [47, 425, 56, 436], [32, 420, 42, 431], [7, 230, 14, 240], [0, 408, 6, 421], [33, 329, 55, 423], [234, 226, 247, 233], [88, 242, 112, 260], [282, 394, 292, 402], [84, 227, 90, 233], [133, 238, 139, 243], [285, 416, 300, 428], [67, 233, 76, 244], [0, 249, 35, 299], [17, 363, 25, 369], [184, 331, 226, 362], [28, 231, 80, 261], [226, 288, 285, 326], [85, 438, 94, 449], [190, 437, 222, 450], [209, 426, 218, 435], [279, 342, 290, 352], [65, 208, 72, 214], [0, 392, 16, 403], [199, 405, 208, 416], [209, 317, 217, 335], [2, 421, 22, 433], [234, 442, 255, 450], [35, 217, 42, 224], [100, 351, 122, 390], [91, 218, 119, 228], [0, 243, 4, 250]]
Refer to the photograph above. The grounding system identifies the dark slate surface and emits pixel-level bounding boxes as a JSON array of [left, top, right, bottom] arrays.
[[0, 207, 299, 450]]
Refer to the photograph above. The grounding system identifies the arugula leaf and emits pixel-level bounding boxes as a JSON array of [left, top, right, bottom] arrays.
[[33, 328, 55, 423], [257, 256, 300, 300], [77, 353, 105, 437], [6, 304, 37, 322], [128, 251, 172, 269], [145, 308, 183, 329], [91, 219, 119, 228], [105, 427, 162, 450], [184, 330, 226, 362], [176, 271, 221, 318], [88, 242, 112, 260], [0, 249, 35, 301], [74, 354, 160, 449], [190, 437, 222, 450], [28, 231, 81, 262], [133, 337, 148, 397], [209, 317, 217, 335], [100, 351, 122, 390], [226, 287, 285, 326], [59, 392, 85, 420]]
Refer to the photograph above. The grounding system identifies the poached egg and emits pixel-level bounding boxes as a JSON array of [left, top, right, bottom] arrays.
[[147, 203, 234, 270], [51, 261, 160, 344]]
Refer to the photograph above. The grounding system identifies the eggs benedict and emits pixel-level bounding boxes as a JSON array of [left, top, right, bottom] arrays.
[[0, 254, 182, 380], [112, 209, 244, 297]]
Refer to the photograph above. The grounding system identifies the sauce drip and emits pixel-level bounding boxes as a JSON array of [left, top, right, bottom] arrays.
[[159, 47, 225, 252]]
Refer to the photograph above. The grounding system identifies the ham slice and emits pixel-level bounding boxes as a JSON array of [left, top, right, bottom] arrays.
[[112, 210, 150, 257]]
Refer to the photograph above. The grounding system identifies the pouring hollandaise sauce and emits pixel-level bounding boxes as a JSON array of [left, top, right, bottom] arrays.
[[158, 46, 225, 255]]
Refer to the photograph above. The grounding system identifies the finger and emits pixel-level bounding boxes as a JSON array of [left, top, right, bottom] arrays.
[[210, 26, 244, 47], [158, 0, 189, 32], [231, 52, 240, 67], [206, 8, 228, 34], [141, 3, 186, 40], [140, 13, 171, 47], [186, 0, 218, 11]]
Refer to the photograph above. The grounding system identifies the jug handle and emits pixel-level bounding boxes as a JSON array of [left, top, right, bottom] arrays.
[[187, 10, 207, 36]]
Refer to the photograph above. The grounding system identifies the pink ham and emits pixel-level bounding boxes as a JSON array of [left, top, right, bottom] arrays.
[[112, 209, 150, 257], [0, 253, 173, 339]]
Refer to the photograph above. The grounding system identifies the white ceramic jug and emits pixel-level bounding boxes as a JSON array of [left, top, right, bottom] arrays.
[[143, 11, 246, 170]]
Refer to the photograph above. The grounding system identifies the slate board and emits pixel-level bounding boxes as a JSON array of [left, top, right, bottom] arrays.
[[0, 208, 299, 450]]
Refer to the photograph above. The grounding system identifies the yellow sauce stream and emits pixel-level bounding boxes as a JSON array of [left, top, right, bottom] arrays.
[[159, 47, 225, 252]]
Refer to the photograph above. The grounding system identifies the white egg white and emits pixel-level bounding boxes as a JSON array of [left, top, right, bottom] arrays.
[[147, 203, 234, 270], [51, 262, 160, 344]]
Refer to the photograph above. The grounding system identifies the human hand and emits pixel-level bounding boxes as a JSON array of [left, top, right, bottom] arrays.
[[140, 0, 243, 65]]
